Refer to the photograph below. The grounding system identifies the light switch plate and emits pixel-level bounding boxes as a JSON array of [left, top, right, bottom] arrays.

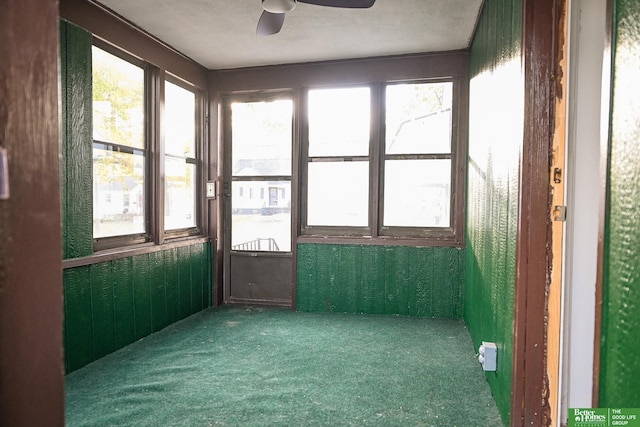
[[206, 182, 216, 199]]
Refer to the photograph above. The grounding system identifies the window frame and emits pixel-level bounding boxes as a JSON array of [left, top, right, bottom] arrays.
[[91, 39, 205, 252], [299, 77, 466, 246], [92, 41, 150, 251], [162, 75, 204, 240], [299, 84, 376, 238]]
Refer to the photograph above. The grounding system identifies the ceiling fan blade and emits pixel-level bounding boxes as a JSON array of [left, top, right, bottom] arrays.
[[256, 10, 286, 36], [298, 0, 375, 8]]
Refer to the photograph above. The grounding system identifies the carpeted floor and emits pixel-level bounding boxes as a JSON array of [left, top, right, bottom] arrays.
[[65, 306, 503, 426]]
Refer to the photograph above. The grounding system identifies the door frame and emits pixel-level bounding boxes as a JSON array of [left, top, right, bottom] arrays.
[[512, 0, 566, 425], [220, 91, 297, 306], [559, 0, 609, 420]]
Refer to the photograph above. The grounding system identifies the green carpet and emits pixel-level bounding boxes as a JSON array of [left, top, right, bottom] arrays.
[[65, 307, 503, 426]]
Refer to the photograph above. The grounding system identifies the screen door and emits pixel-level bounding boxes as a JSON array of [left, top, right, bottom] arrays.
[[223, 95, 293, 306]]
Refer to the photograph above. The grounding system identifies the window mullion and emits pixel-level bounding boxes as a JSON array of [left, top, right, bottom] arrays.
[[197, 90, 207, 236], [370, 83, 383, 238], [149, 66, 165, 245], [299, 89, 310, 234]]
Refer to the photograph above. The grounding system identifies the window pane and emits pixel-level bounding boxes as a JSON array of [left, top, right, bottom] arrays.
[[307, 162, 368, 227], [232, 100, 292, 176], [385, 82, 452, 155], [165, 81, 195, 157], [93, 147, 145, 238], [92, 46, 144, 149], [384, 159, 451, 227], [165, 158, 196, 230], [232, 181, 291, 252], [308, 87, 370, 157]]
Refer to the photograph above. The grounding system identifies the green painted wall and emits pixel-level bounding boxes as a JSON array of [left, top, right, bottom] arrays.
[[599, 0, 640, 407], [296, 244, 464, 318], [60, 20, 94, 260], [465, 0, 522, 424], [63, 244, 212, 373], [60, 21, 213, 373]]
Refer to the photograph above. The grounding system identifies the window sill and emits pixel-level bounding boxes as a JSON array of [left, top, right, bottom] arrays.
[[296, 235, 464, 248], [62, 235, 212, 269]]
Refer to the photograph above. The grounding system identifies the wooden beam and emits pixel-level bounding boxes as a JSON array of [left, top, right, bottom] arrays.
[[512, 0, 558, 425], [0, 0, 64, 424]]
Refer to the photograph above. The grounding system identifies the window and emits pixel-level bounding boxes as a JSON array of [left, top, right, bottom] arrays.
[[164, 80, 197, 232], [301, 80, 462, 243], [305, 87, 370, 231], [92, 45, 146, 241], [382, 82, 453, 234], [91, 43, 203, 250]]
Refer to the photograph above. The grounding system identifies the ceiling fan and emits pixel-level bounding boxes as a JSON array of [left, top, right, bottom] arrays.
[[257, 0, 376, 36]]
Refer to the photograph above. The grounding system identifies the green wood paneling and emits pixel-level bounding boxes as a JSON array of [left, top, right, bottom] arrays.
[[178, 245, 192, 319], [296, 244, 464, 318], [64, 267, 93, 372], [60, 21, 93, 260], [150, 250, 168, 332], [113, 257, 136, 349], [63, 243, 213, 373], [190, 244, 205, 311], [465, 0, 523, 424], [361, 245, 386, 315], [90, 262, 116, 359], [132, 253, 153, 339], [600, 0, 640, 407], [165, 248, 181, 324]]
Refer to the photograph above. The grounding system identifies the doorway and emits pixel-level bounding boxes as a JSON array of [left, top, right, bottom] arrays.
[[222, 94, 294, 306]]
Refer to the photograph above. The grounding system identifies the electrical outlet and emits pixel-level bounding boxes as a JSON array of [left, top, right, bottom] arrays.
[[206, 182, 216, 199], [478, 341, 497, 371]]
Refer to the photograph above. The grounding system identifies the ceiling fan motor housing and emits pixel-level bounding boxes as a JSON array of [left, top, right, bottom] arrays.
[[262, 0, 297, 13]]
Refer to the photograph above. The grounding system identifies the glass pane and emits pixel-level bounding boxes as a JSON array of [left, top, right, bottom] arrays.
[[165, 81, 195, 157], [385, 82, 452, 155], [93, 147, 145, 238], [308, 87, 370, 157], [307, 161, 368, 227], [384, 159, 451, 227], [165, 158, 196, 230], [232, 181, 291, 252], [92, 46, 144, 149], [231, 100, 292, 176]]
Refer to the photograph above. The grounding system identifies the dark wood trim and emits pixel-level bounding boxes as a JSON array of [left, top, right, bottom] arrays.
[[155, 67, 166, 245], [226, 297, 292, 308], [291, 89, 301, 311], [62, 236, 211, 269], [592, 0, 614, 408], [197, 87, 209, 238], [512, 0, 558, 426], [210, 51, 468, 93], [209, 95, 224, 306], [0, 0, 64, 424], [370, 82, 383, 238], [147, 66, 163, 245], [296, 235, 462, 248], [452, 74, 469, 248], [59, 0, 207, 89]]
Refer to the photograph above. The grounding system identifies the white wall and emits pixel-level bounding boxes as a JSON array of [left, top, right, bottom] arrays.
[[562, 0, 607, 422]]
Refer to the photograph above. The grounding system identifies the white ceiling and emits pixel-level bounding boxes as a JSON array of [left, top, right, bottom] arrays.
[[95, 0, 484, 70]]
